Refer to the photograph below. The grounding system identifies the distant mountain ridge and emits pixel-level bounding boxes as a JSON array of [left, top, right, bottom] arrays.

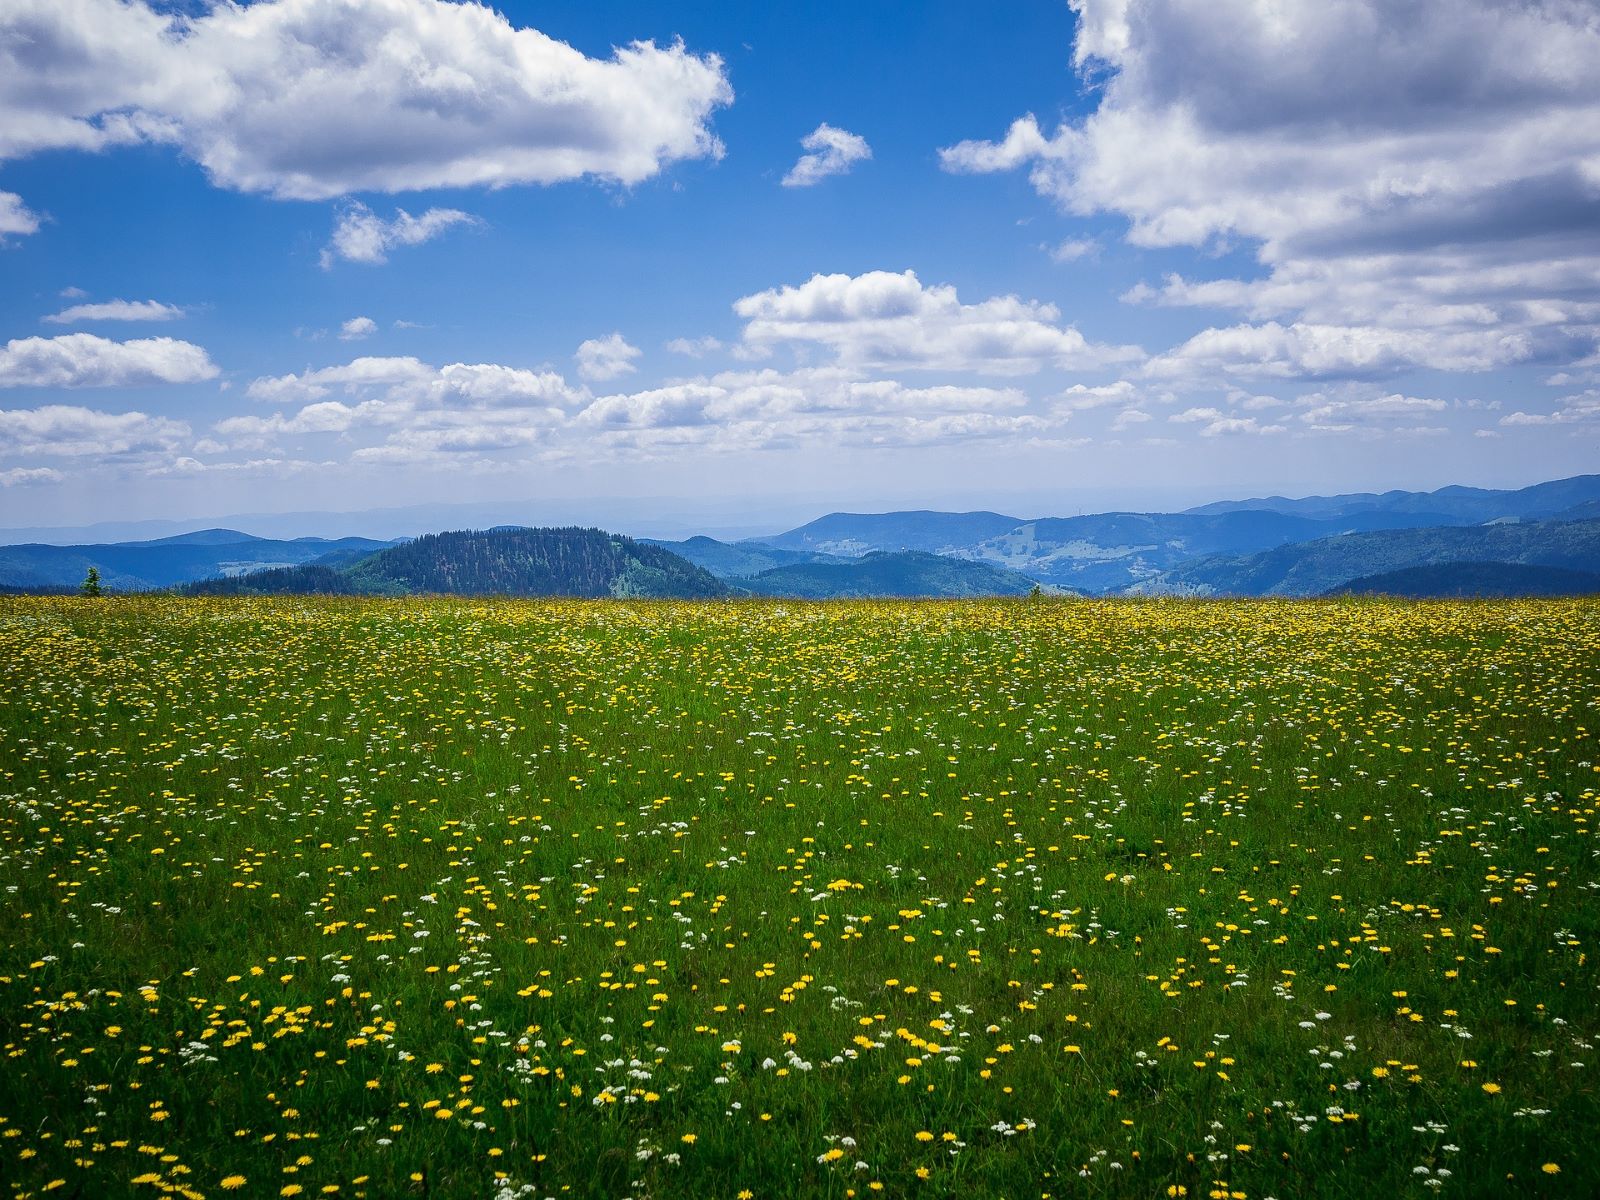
[[641, 536, 849, 577], [1186, 474, 1600, 523], [759, 510, 1024, 556], [0, 531, 395, 591], [740, 551, 1058, 598], [1134, 517, 1600, 597], [1329, 562, 1600, 599], [7, 473, 1600, 600]]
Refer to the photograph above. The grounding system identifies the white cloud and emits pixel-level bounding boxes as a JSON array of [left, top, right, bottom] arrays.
[[575, 333, 642, 383], [0, 0, 733, 200], [0, 334, 218, 388], [782, 123, 871, 187], [0, 466, 64, 486], [941, 0, 1600, 380], [339, 316, 378, 341], [222, 350, 1067, 467], [1169, 407, 1285, 437], [321, 204, 478, 268], [44, 299, 184, 324], [0, 404, 190, 457], [665, 336, 723, 358], [0, 191, 41, 238], [1054, 380, 1140, 410], [225, 354, 586, 459], [733, 270, 1139, 374], [1502, 389, 1600, 427], [1047, 238, 1098, 263], [574, 365, 1045, 458], [1144, 321, 1533, 380]]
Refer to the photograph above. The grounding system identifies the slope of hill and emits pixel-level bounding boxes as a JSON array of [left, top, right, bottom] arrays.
[[182, 565, 365, 596], [758, 510, 1023, 556], [0, 531, 395, 591], [1186, 473, 1600, 524], [1135, 518, 1600, 597], [739, 551, 1058, 598], [641, 536, 847, 578], [1328, 561, 1600, 599], [179, 528, 729, 599]]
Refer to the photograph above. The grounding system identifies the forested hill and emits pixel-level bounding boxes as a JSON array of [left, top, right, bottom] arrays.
[[181, 527, 729, 598]]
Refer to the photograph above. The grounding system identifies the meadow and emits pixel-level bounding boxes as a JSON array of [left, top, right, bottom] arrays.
[[1, 596, 1596, 1200]]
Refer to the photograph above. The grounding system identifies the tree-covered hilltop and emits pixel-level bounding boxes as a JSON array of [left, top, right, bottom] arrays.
[[179, 528, 729, 599], [182, 564, 366, 596]]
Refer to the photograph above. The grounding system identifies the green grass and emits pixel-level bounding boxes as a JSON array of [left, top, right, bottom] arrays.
[[1, 596, 1596, 1200]]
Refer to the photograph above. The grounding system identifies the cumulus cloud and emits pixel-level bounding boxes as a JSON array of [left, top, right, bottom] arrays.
[[224, 354, 587, 458], [733, 270, 1139, 374], [339, 316, 378, 341], [572, 365, 1049, 459], [219, 349, 1072, 467], [321, 204, 478, 268], [1144, 321, 1535, 380], [1502, 389, 1600, 427], [44, 299, 184, 324], [0, 334, 218, 388], [1169, 407, 1285, 437], [664, 336, 723, 358], [1292, 390, 1450, 436], [1047, 238, 1098, 263], [782, 123, 871, 187], [0, 466, 64, 486], [0, 191, 41, 238], [1054, 380, 1141, 410], [575, 333, 642, 382], [0, 404, 190, 457], [941, 0, 1600, 380], [0, 0, 733, 200]]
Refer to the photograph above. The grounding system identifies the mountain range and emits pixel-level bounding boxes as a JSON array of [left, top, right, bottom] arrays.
[[4, 473, 1599, 600]]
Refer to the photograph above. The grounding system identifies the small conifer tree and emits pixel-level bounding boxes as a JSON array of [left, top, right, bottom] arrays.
[[79, 566, 103, 597]]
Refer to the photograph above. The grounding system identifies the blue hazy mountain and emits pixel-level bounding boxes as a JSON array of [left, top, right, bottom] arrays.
[[757, 510, 1024, 556], [1135, 517, 1600, 597], [642, 536, 848, 577], [738, 551, 1059, 598], [953, 508, 1444, 592], [1186, 473, 1600, 523], [1329, 561, 1600, 599], [0, 530, 395, 591], [8, 473, 1600, 599]]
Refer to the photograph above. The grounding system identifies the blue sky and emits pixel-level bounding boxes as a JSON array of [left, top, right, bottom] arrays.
[[2, 0, 1597, 536]]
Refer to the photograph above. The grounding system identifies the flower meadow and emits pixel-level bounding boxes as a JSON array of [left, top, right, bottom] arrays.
[[1, 596, 1597, 1200]]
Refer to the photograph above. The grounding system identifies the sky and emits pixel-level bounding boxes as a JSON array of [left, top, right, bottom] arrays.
[[1, 0, 1598, 538]]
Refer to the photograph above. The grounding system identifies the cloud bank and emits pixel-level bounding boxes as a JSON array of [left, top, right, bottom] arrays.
[[940, 0, 1600, 383]]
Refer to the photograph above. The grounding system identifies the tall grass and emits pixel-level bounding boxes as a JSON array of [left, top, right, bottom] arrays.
[[0, 596, 1595, 1199]]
